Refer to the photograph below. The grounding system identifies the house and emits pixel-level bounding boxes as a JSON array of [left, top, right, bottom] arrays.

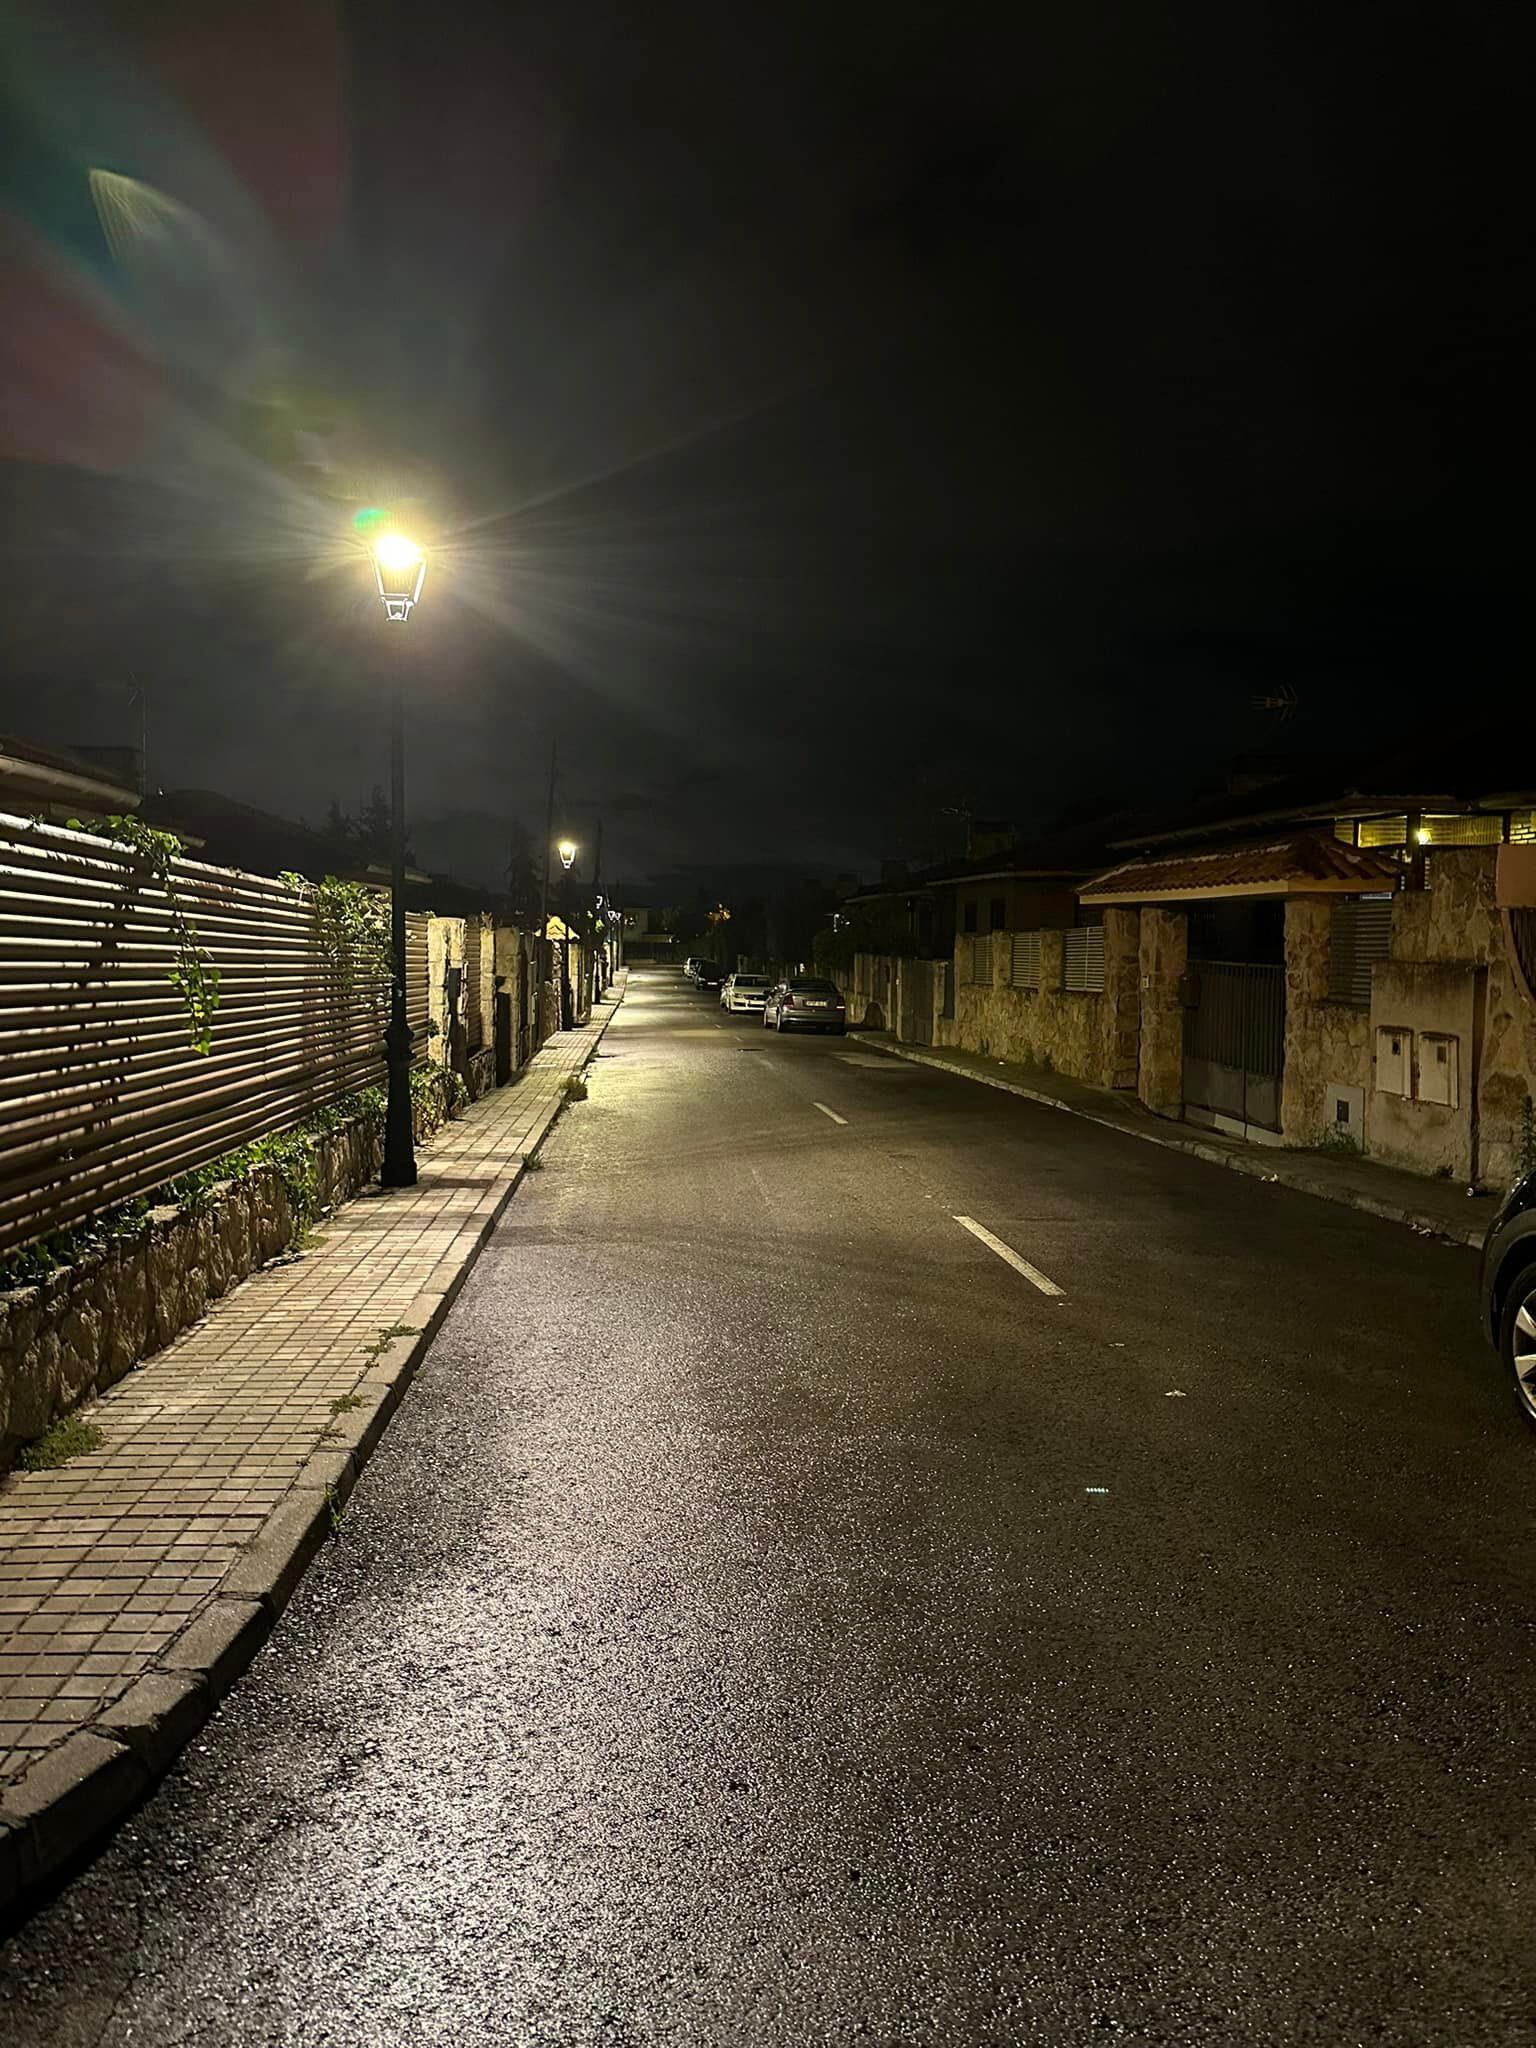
[[0, 734, 143, 824], [856, 740, 1536, 1190]]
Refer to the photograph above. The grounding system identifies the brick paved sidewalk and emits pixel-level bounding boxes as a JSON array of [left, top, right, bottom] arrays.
[[0, 978, 625, 1909]]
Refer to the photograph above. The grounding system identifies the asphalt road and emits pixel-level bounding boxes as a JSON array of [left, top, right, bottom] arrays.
[[3, 967, 1533, 2046]]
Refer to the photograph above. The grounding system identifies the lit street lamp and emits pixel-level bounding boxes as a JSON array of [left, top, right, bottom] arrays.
[[370, 532, 427, 1189], [556, 839, 578, 1027]]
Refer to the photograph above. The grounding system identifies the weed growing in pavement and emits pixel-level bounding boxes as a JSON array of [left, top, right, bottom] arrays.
[[17, 1415, 105, 1470], [523, 1151, 544, 1171], [323, 1482, 346, 1534], [327, 1392, 365, 1416], [562, 1073, 588, 1101], [362, 1323, 420, 1360], [1519, 1096, 1536, 1185]]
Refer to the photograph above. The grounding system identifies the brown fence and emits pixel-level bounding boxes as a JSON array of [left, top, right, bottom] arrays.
[[0, 813, 429, 1257]]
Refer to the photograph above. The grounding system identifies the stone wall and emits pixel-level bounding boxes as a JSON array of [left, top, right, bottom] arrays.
[[0, 1088, 471, 1471], [1137, 909, 1187, 1116], [1385, 850, 1536, 1186], [1279, 899, 1373, 1143], [934, 931, 1123, 1087], [426, 914, 468, 1072]]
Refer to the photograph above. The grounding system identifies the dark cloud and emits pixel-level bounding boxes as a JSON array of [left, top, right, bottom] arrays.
[[0, 0, 1524, 889]]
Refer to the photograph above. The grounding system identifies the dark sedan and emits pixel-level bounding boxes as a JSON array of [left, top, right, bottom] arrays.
[[762, 976, 846, 1033], [1481, 1172, 1536, 1426]]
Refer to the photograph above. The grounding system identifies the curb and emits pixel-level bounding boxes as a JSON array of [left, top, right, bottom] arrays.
[[863, 1038, 1487, 1251], [0, 985, 626, 1932]]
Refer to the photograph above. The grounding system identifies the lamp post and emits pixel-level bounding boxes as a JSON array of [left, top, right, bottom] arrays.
[[557, 837, 577, 1028], [371, 533, 427, 1188]]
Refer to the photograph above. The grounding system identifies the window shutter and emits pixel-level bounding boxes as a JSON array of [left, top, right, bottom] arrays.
[[1009, 932, 1041, 990], [1062, 926, 1105, 993], [1328, 895, 1393, 1005]]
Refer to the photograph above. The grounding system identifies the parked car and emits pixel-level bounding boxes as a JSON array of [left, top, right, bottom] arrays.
[[683, 955, 705, 983], [695, 960, 724, 990], [1481, 1173, 1536, 1427], [720, 972, 769, 1014], [763, 976, 846, 1033]]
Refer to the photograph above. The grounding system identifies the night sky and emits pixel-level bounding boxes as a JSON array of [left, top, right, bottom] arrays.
[[0, 0, 1525, 892]]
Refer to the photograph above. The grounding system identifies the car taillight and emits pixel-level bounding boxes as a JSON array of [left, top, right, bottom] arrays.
[[783, 995, 794, 1007]]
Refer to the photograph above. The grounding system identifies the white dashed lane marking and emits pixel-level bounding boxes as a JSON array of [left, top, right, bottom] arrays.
[[953, 1214, 1065, 1298], [813, 1102, 849, 1125]]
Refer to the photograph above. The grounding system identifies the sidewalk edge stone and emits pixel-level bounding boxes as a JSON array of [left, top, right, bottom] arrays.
[[865, 1039, 1486, 1250], [0, 979, 628, 1933]]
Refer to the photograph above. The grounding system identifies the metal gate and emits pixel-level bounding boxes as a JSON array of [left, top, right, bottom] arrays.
[[1181, 961, 1285, 1139], [899, 960, 935, 1045]]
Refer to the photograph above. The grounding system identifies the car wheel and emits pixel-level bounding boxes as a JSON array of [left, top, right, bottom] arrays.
[[832, 1024, 846, 1036], [1498, 1258, 1536, 1428]]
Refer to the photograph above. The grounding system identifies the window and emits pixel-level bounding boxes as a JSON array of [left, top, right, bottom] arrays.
[[988, 897, 1007, 931], [1062, 925, 1105, 993], [1009, 932, 1041, 990], [962, 901, 978, 933], [1328, 895, 1393, 1005], [967, 936, 993, 984], [1358, 815, 1409, 849], [1417, 813, 1503, 847], [1512, 811, 1536, 846]]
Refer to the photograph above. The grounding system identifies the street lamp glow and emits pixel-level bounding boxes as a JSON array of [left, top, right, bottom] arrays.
[[557, 838, 578, 870], [372, 533, 427, 622]]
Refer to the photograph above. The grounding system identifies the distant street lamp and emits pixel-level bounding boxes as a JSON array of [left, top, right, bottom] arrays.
[[556, 839, 578, 1026], [370, 531, 428, 1189]]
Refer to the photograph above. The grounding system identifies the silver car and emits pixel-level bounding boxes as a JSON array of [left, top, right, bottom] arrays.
[[721, 972, 769, 1014], [763, 976, 847, 1033]]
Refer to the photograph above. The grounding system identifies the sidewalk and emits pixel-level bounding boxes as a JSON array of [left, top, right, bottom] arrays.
[[0, 976, 626, 1919], [857, 1030, 1498, 1250]]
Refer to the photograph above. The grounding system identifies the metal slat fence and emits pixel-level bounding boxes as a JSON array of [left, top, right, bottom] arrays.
[[0, 812, 428, 1257]]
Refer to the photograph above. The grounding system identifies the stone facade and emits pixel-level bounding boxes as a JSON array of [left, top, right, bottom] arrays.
[[1279, 898, 1372, 1143], [1383, 850, 1536, 1186], [0, 1100, 456, 1470], [1137, 909, 1187, 1117]]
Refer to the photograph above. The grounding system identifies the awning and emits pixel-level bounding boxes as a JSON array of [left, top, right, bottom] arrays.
[[1080, 834, 1402, 906]]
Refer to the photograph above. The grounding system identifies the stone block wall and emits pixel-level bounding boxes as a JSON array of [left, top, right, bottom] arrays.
[[1137, 909, 1187, 1117], [934, 930, 1123, 1087], [1279, 899, 1372, 1143], [1384, 850, 1535, 1186], [0, 1091, 473, 1468]]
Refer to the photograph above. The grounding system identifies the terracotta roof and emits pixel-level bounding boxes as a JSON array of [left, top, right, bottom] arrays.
[[1080, 834, 1403, 904]]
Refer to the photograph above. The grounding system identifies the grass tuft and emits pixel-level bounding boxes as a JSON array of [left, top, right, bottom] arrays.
[[17, 1415, 105, 1471], [562, 1074, 589, 1102]]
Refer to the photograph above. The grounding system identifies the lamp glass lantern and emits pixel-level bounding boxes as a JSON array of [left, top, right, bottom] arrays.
[[373, 534, 427, 622], [557, 838, 578, 871]]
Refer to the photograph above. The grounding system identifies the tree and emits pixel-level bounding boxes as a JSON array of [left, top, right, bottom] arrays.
[[323, 786, 412, 867]]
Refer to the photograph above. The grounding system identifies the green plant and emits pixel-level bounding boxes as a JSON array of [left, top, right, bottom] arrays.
[[362, 1323, 420, 1359], [0, 1083, 389, 1294], [327, 1392, 365, 1416], [562, 1073, 588, 1101], [1519, 1096, 1536, 1184], [17, 1415, 105, 1470], [280, 873, 392, 989], [98, 815, 221, 1053], [1316, 1122, 1362, 1158], [411, 1065, 468, 1127], [324, 1482, 347, 1534]]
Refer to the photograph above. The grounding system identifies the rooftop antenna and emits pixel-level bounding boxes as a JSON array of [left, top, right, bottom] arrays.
[[1252, 682, 1298, 724]]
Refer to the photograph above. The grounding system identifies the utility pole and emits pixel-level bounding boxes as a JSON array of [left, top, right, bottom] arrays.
[[538, 740, 557, 1040], [591, 816, 604, 1003]]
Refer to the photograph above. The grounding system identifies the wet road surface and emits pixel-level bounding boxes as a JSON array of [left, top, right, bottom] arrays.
[[3, 967, 1534, 2044]]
